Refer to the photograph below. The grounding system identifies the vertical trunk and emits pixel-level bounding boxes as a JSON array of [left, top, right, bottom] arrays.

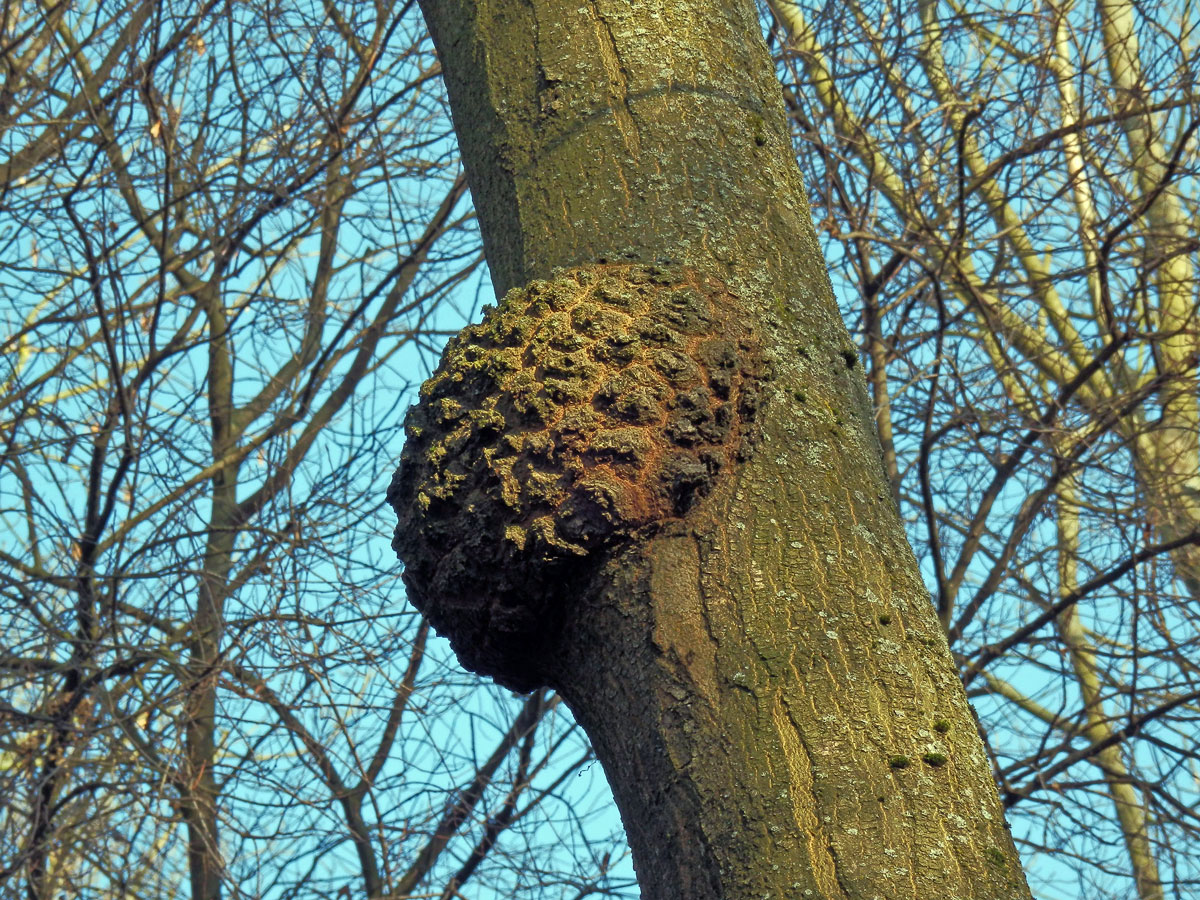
[[396, 1, 1033, 896], [1056, 476, 1163, 900], [182, 548, 228, 900], [1098, 0, 1200, 601], [183, 296, 237, 900]]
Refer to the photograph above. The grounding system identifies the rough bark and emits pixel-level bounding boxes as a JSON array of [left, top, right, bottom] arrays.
[[391, 1, 1034, 897]]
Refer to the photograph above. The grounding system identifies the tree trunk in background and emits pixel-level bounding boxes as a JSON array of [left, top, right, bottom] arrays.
[[391, 2, 1033, 897]]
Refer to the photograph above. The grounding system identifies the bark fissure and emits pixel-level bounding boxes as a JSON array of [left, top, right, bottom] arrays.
[[583, 0, 642, 158], [771, 695, 849, 899]]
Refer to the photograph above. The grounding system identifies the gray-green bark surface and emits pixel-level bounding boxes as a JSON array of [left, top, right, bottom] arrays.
[[391, 1, 1034, 896]]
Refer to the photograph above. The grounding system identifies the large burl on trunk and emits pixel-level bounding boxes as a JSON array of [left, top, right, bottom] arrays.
[[389, 1, 1034, 897], [390, 264, 767, 689]]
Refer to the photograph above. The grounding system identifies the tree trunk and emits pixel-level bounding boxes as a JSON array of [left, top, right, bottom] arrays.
[[182, 296, 239, 900], [392, 1, 1033, 897]]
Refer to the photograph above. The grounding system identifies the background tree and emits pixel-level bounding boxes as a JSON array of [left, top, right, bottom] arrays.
[[767, 0, 1200, 897], [0, 2, 627, 899]]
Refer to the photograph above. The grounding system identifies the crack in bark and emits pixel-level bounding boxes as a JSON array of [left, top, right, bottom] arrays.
[[585, 0, 642, 158]]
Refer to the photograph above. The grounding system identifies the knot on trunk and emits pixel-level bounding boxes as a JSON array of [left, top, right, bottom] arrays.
[[388, 263, 765, 689]]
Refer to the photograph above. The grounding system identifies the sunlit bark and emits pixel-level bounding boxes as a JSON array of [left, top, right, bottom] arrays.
[[396, 2, 1033, 896]]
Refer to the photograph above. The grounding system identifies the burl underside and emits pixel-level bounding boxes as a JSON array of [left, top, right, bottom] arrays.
[[388, 263, 766, 690]]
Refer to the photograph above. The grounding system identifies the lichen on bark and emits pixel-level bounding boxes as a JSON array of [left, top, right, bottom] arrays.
[[388, 262, 766, 689]]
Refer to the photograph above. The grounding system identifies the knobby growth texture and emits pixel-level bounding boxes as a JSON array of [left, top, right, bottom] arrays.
[[389, 263, 767, 689]]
